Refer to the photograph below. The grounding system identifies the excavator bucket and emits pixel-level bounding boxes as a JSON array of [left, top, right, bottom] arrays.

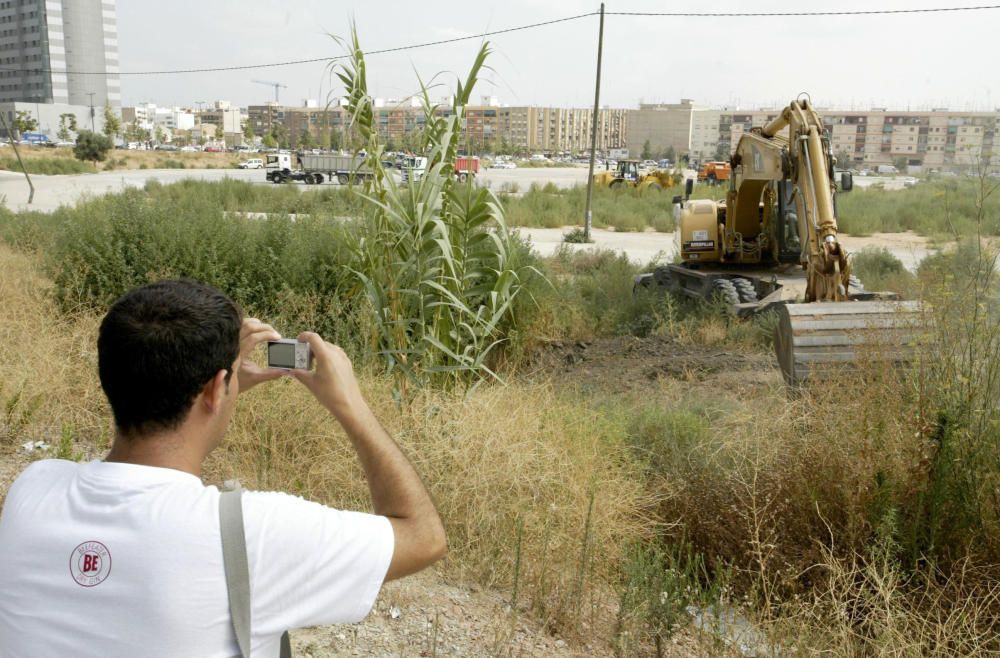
[[775, 300, 924, 386]]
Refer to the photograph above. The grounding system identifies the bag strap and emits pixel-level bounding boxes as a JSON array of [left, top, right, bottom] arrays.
[[219, 479, 292, 658]]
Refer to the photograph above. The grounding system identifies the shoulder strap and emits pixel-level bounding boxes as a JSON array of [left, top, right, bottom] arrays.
[[219, 480, 293, 658], [220, 480, 253, 658]]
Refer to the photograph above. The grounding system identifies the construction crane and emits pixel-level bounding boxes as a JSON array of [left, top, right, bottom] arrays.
[[252, 80, 288, 103]]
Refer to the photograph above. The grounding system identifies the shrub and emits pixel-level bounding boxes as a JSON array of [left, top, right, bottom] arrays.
[[73, 130, 113, 163], [502, 184, 677, 232], [837, 179, 1000, 237], [851, 246, 916, 294]]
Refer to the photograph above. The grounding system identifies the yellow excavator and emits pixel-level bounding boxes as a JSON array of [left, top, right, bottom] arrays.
[[638, 96, 919, 384], [593, 159, 677, 191]]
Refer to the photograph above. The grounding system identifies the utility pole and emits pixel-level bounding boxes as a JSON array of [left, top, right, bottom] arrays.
[[87, 92, 96, 132], [583, 3, 605, 242]]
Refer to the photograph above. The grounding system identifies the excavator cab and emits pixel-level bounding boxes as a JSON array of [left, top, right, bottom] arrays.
[[615, 160, 641, 184]]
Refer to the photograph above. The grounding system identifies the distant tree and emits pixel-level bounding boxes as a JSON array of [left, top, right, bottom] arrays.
[[297, 129, 315, 149], [262, 133, 277, 149], [641, 139, 653, 160], [214, 124, 224, 141], [664, 145, 676, 163], [73, 130, 113, 162], [835, 150, 853, 168], [154, 125, 165, 144], [243, 121, 254, 143], [893, 156, 908, 173], [12, 111, 37, 138], [102, 103, 121, 141], [268, 125, 289, 149], [57, 113, 78, 141], [713, 142, 729, 161], [123, 122, 140, 143]]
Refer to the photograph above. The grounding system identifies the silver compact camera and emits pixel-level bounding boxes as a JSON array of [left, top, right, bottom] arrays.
[[267, 338, 313, 370]]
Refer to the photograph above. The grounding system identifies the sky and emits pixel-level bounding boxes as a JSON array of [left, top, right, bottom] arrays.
[[116, 0, 1000, 112]]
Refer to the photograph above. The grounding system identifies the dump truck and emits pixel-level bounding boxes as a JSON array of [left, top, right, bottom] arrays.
[[697, 161, 732, 184], [400, 155, 480, 183], [264, 152, 374, 185], [636, 97, 917, 385]]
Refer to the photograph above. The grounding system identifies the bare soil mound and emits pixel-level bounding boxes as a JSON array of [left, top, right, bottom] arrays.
[[525, 335, 778, 393]]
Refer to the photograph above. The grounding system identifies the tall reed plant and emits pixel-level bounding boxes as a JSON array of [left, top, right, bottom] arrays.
[[335, 29, 538, 391]]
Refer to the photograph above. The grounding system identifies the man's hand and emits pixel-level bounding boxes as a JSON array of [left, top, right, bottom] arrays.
[[237, 318, 284, 394], [287, 332, 365, 419]]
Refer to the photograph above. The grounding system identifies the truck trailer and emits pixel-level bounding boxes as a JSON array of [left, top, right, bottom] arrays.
[[265, 152, 374, 185]]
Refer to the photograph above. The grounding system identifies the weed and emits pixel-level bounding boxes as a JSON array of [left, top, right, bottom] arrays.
[[54, 424, 84, 461], [562, 227, 593, 244]]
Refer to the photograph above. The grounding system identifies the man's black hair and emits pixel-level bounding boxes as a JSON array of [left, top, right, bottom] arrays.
[[98, 279, 242, 438]]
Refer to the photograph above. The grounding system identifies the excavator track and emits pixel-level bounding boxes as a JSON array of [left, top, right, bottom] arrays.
[[775, 300, 924, 385]]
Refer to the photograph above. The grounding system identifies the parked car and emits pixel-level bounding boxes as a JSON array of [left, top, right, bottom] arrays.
[[238, 158, 264, 169], [179, 145, 199, 152], [492, 161, 517, 169]]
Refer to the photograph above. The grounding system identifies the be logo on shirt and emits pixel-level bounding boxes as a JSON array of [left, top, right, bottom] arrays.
[[69, 541, 112, 587]]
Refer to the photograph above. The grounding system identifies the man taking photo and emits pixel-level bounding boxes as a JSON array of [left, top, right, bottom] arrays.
[[0, 279, 447, 657]]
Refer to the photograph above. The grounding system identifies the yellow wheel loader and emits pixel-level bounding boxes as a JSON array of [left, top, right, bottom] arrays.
[[636, 96, 919, 385], [593, 159, 677, 192]]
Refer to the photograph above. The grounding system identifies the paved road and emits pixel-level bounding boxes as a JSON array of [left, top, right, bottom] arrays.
[[0, 167, 592, 213], [516, 227, 936, 272], [1, 164, 914, 213]]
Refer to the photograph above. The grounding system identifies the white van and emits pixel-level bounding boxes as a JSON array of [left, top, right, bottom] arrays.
[[239, 158, 264, 169]]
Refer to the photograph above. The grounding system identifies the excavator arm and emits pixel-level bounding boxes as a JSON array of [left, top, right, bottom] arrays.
[[761, 99, 850, 302]]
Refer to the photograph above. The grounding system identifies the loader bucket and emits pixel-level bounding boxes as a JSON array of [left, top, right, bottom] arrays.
[[775, 300, 924, 386]]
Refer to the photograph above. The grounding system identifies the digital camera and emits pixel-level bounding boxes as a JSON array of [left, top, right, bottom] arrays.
[[267, 339, 313, 370]]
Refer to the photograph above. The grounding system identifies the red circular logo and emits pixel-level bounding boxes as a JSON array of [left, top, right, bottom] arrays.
[[69, 541, 112, 587]]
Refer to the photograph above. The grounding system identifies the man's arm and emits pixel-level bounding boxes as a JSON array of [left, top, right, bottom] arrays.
[[289, 332, 447, 581]]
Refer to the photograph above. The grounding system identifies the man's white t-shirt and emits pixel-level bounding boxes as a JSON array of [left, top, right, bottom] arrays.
[[0, 459, 394, 658]]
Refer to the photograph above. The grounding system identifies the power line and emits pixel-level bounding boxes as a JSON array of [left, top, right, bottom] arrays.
[[3, 12, 598, 76], [1, 5, 997, 77], [607, 5, 1000, 17]]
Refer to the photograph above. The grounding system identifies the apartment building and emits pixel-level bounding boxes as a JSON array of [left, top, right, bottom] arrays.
[[0, 0, 118, 107], [626, 99, 701, 158], [247, 101, 627, 154], [717, 106, 999, 169], [0, 0, 119, 140]]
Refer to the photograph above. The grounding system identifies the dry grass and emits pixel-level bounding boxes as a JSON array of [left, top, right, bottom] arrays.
[[0, 246, 108, 455], [3, 144, 241, 171], [214, 377, 653, 634], [4, 238, 1000, 654], [764, 550, 1000, 656], [0, 243, 650, 641]]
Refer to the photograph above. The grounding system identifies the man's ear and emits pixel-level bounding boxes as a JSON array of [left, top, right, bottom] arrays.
[[200, 369, 230, 415]]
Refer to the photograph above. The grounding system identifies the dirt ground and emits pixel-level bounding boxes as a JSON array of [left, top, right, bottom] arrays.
[[525, 335, 780, 394]]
